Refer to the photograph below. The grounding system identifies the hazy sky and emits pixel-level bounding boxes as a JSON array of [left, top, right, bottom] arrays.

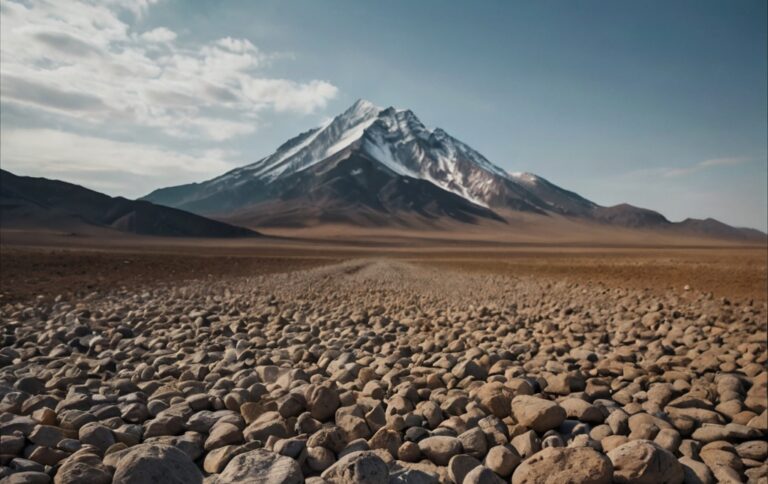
[[1, 0, 766, 230]]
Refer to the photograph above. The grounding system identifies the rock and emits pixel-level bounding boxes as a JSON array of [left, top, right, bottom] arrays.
[[398, 441, 422, 462], [307, 426, 345, 454], [306, 446, 335, 472], [458, 427, 487, 459], [2, 472, 52, 484], [1, 416, 36, 436], [9, 458, 45, 473], [607, 440, 684, 484], [143, 432, 204, 461], [511, 430, 541, 459], [559, 398, 604, 424], [542, 434, 564, 448], [745, 465, 768, 483], [476, 382, 512, 418], [143, 415, 183, 439], [511, 396, 566, 433], [699, 448, 743, 483], [544, 373, 583, 395], [691, 423, 762, 443], [736, 440, 768, 461], [111, 443, 203, 484], [204, 423, 243, 451], [418, 436, 463, 466], [388, 467, 440, 484], [204, 446, 239, 474], [78, 423, 115, 452], [484, 445, 521, 477], [511, 446, 612, 484], [321, 450, 389, 484], [1, 433, 26, 455], [679, 456, 714, 484], [243, 419, 289, 443], [654, 428, 681, 454], [54, 454, 112, 484], [308, 386, 340, 422], [28, 446, 69, 466], [210, 449, 302, 484], [606, 410, 629, 436], [28, 426, 66, 448], [464, 465, 504, 484], [274, 438, 305, 459], [368, 427, 401, 457], [337, 414, 371, 442], [448, 454, 481, 484], [202, 441, 262, 474]]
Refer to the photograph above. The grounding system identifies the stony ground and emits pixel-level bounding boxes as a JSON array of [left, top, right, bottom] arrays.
[[0, 259, 766, 483]]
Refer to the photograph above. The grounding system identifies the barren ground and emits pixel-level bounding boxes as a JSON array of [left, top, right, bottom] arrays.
[[1, 232, 765, 304], [0, 231, 766, 483]]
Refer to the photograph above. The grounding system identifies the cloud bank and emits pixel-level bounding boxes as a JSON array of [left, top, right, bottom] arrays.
[[0, 0, 338, 142]]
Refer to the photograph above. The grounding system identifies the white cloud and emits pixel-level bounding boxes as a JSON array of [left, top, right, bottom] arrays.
[[0, 128, 244, 198], [0, 0, 338, 141], [140, 27, 177, 43], [621, 156, 753, 180], [661, 157, 749, 178], [242, 79, 340, 114]]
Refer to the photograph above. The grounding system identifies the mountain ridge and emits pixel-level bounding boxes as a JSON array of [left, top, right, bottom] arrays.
[[141, 99, 765, 242], [0, 169, 258, 238]]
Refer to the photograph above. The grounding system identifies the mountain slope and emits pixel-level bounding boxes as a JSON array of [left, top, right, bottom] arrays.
[[0, 170, 257, 237], [675, 218, 767, 241], [144, 99, 575, 222], [144, 99, 765, 242]]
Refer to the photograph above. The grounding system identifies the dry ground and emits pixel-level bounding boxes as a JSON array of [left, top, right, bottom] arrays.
[[1, 229, 767, 483], [1, 230, 765, 303]]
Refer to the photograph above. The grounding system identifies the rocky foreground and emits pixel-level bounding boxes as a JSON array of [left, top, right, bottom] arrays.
[[1, 259, 766, 483]]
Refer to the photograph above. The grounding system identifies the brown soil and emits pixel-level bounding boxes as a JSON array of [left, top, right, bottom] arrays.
[[417, 248, 768, 303], [0, 247, 337, 304], [1, 229, 765, 304]]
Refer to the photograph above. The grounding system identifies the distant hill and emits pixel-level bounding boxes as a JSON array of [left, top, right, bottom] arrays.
[[0, 170, 257, 238]]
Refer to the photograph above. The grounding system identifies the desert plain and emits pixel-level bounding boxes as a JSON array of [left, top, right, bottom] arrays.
[[1, 229, 766, 483]]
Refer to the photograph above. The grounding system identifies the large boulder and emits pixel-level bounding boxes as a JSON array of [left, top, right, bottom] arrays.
[[607, 440, 684, 484], [476, 382, 512, 418], [511, 396, 567, 433], [210, 449, 302, 484], [308, 386, 340, 422], [417, 436, 463, 466], [448, 454, 481, 484], [54, 452, 112, 484], [485, 445, 522, 477], [111, 443, 203, 484], [511, 446, 612, 484], [321, 450, 389, 484]]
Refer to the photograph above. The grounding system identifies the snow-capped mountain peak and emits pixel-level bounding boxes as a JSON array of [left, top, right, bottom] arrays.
[[346, 98, 381, 116], [183, 99, 602, 215], [226, 99, 383, 182]]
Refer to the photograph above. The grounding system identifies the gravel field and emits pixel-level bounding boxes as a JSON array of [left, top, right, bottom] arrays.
[[1, 256, 766, 483]]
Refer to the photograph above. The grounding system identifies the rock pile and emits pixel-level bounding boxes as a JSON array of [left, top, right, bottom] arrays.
[[1, 260, 766, 483]]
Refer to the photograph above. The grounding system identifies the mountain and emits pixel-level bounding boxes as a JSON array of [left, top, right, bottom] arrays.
[[144, 99, 765, 241], [0, 170, 257, 238], [675, 218, 767, 241]]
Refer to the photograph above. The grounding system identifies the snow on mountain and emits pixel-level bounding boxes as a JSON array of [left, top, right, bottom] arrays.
[[227, 99, 381, 182]]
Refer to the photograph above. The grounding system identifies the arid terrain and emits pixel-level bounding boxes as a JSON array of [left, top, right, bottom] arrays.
[[1, 233, 766, 483]]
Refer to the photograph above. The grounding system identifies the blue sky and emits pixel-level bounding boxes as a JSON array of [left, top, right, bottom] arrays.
[[1, 0, 766, 229]]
